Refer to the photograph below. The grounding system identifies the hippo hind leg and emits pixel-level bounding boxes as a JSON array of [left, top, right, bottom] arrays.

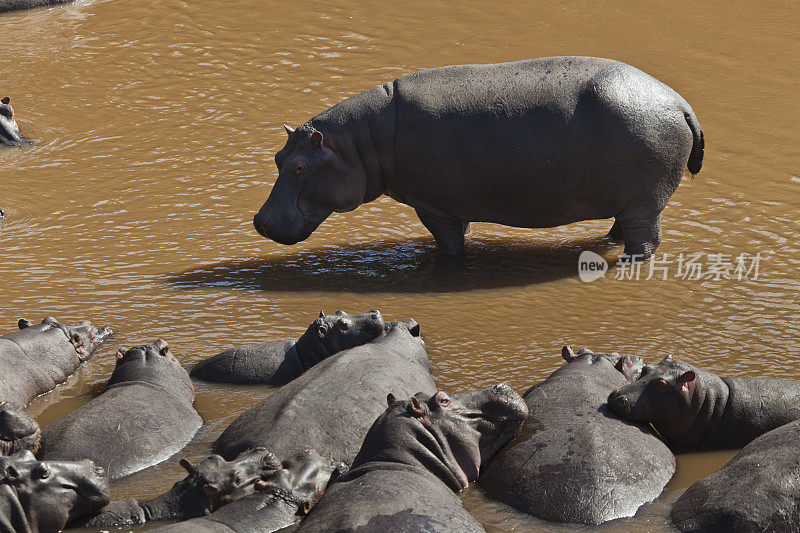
[[617, 211, 662, 260], [414, 206, 466, 255]]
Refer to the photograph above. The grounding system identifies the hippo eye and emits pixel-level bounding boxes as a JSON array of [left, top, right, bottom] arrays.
[[294, 162, 307, 175], [652, 379, 668, 391], [438, 395, 450, 406], [234, 474, 242, 485], [36, 465, 50, 480]]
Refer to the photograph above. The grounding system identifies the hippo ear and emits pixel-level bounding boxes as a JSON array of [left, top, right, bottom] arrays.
[[561, 345, 577, 363], [310, 130, 323, 151], [662, 354, 673, 362], [407, 396, 425, 418], [319, 310, 325, 318], [4, 465, 22, 486], [17, 319, 31, 330], [386, 393, 397, 406], [298, 499, 315, 516], [116, 348, 126, 360], [408, 323, 421, 337], [678, 370, 696, 383], [179, 458, 195, 474], [283, 124, 294, 136], [1, 97, 9, 105]]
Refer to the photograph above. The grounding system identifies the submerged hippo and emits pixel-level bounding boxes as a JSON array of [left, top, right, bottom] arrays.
[[0, 403, 40, 456], [481, 347, 675, 525], [254, 56, 703, 258], [297, 385, 527, 532], [608, 355, 800, 450], [0, 317, 112, 409], [81, 448, 282, 528], [191, 310, 400, 385], [0, 449, 109, 533], [151, 449, 342, 533], [213, 321, 435, 465], [671, 419, 800, 532], [0, 98, 32, 146], [40, 340, 202, 479]]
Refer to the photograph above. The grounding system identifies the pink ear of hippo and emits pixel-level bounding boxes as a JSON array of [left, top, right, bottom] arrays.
[[1, 97, 9, 105], [386, 393, 397, 406], [561, 345, 577, 363], [408, 396, 424, 418]]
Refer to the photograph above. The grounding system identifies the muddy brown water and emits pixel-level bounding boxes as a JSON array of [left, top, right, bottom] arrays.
[[1, 0, 798, 530]]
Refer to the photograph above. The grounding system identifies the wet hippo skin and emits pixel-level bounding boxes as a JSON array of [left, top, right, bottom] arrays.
[[480, 347, 675, 525], [608, 355, 800, 450], [295, 385, 528, 532], [39, 340, 202, 480], [213, 322, 435, 465]]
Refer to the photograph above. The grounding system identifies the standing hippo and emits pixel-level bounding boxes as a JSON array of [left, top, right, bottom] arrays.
[[0, 98, 32, 146], [213, 321, 435, 465], [150, 449, 342, 533], [0, 317, 112, 409], [480, 347, 675, 525], [671, 419, 800, 532], [0, 404, 40, 456], [39, 340, 202, 479], [0, 449, 109, 533], [608, 355, 800, 450], [253, 56, 703, 259], [81, 448, 282, 528], [296, 385, 527, 532], [191, 310, 399, 386]]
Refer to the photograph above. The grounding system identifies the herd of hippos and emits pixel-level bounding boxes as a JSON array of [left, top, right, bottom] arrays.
[[2, 313, 800, 533], [0, 6, 791, 529]]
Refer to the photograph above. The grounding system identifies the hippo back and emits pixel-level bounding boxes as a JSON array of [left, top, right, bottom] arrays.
[[671, 419, 800, 532], [213, 325, 435, 464], [481, 353, 675, 525]]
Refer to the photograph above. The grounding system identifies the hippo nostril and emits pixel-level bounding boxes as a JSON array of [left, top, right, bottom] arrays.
[[94, 466, 106, 477]]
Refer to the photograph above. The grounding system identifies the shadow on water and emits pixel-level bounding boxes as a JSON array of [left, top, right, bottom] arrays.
[[171, 235, 621, 293]]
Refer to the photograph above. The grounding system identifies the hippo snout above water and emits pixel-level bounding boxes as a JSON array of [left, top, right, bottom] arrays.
[[254, 57, 703, 258]]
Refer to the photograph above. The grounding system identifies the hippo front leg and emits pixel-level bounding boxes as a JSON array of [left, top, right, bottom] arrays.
[[414, 206, 466, 255]]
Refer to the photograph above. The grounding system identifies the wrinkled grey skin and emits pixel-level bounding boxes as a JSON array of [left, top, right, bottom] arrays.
[[608, 355, 800, 450], [0, 449, 109, 533], [0, 0, 73, 13], [671, 419, 800, 532], [254, 56, 703, 258], [151, 449, 343, 533], [191, 311, 402, 385], [213, 322, 435, 465], [0, 405, 39, 457], [40, 340, 202, 479], [0, 98, 32, 147], [297, 385, 527, 533], [0, 317, 112, 409], [481, 347, 675, 525], [80, 448, 282, 528]]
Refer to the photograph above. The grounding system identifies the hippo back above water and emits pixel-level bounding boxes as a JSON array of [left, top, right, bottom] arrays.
[[0, 97, 32, 146], [254, 56, 703, 258]]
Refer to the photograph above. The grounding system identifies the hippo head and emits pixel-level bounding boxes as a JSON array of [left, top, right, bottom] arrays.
[[165, 448, 283, 517], [109, 340, 194, 402], [254, 448, 343, 517], [295, 310, 390, 366], [359, 384, 528, 492], [253, 125, 365, 245], [0, 97, 33, 147], [0, 403, 41, 456], [1, 450, 110, 530], [607, 355, 697, 439], [561, 345, 645, 382], [19, 317, 113, 362]]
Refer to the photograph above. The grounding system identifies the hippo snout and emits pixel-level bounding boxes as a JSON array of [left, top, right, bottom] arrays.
[[253, 207, 308, 245], [608, 390, 631, 416]]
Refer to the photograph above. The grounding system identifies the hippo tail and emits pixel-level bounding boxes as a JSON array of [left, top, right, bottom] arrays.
[[684, 110, 704, 175]]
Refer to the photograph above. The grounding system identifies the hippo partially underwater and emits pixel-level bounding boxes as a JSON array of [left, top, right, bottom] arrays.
[[40, 340, 202, 479], [0, 97, 32, 146], [254, 56, 703, 259], [0, 0, 74, 13]]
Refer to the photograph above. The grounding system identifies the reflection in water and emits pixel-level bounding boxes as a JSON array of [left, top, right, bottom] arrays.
[[172, 236, 620, 293], [1, 0, 799, 531]]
